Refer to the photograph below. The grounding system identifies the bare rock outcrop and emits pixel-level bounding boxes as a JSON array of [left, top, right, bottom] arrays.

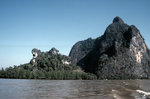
[[70, 16, 150, 79]]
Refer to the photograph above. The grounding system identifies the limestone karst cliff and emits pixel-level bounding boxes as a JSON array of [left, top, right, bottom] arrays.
[[70, 16, 150, 79]]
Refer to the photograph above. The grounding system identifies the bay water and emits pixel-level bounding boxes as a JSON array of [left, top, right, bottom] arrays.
[[0, 79, 150, 99]]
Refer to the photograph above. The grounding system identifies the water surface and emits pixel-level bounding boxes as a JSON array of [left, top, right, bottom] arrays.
[[0, 79, 150, 99]]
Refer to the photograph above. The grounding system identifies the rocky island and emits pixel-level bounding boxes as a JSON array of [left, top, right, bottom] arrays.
[[0, 16, 150, 80], [70, 16, 150, 79]]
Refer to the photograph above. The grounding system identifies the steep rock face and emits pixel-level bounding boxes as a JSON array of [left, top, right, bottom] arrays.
[[69, 38, 95, 65], [31, 48, 43, 63], [77, 16, 150, 79], [32, 48, 42, 58]]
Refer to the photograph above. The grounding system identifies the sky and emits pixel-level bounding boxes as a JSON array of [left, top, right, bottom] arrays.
[[0, 0, 150, 68]]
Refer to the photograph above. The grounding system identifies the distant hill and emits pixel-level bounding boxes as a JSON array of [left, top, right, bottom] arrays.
[[0, 48, 97, 80], [70, 16, 150, 79]]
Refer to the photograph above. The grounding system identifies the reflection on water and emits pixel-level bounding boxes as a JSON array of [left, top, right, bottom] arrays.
[[0, 79, 150, 99]]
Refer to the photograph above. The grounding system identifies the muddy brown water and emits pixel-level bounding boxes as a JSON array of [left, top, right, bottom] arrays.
[[0, 79, 150, 99]]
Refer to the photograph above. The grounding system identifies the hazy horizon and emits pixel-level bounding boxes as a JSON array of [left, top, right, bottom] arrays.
[[0, 0, 150, 68]]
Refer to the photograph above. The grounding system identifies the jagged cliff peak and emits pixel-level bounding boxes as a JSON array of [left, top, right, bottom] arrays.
[[113, 16, 124, 24], [32, 48, 41, 54]]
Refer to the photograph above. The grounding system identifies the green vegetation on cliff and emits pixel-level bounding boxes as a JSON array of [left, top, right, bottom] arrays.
[[0, 48, 97, 80]]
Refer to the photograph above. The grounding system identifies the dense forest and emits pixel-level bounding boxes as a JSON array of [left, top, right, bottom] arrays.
[[0, 48, 97, 80]]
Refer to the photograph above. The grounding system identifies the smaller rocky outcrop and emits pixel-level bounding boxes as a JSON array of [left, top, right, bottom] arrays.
[[31, 47, 72, 66], [0, 47, 97, 80], [48, 47, 59, 55], [31, 48, 42, 64], [62, 60, 71, 65], [61, 55, 71, 65], [32, 48, 42, 58]]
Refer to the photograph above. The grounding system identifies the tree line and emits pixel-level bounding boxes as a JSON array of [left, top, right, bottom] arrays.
[[0, 52, 97, 80]]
